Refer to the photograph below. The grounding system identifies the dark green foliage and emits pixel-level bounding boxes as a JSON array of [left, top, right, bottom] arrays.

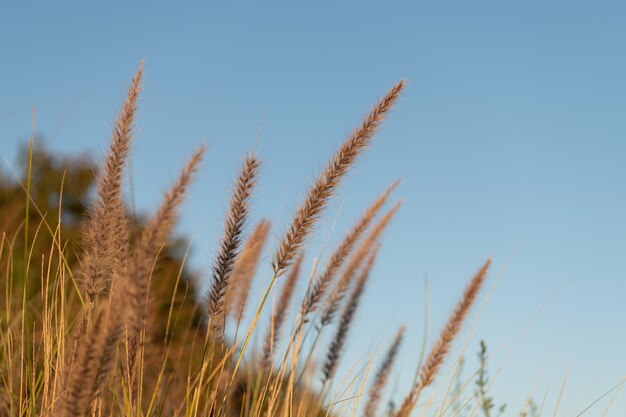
[[0, 139, 202, 345]]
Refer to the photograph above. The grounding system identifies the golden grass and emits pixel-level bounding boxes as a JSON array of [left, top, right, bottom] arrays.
[[0, 64, 553, 417]]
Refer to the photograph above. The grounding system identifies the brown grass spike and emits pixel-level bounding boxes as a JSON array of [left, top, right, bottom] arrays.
[[58, 63, 142, 415], [396, 258, 492, 417], [362, 326, 405, 417], [225, 219, 271, 320], [321, 245, 380, 386], [123, 145, 206, 391], [59, 295, 123, 417], [207, 154, 260, 332], [79, 61, 142, 304], [319, 201, 401, 326], [262, 254, 304, 371], [272, 81, 404, 277], [302, 180, 399, 318]]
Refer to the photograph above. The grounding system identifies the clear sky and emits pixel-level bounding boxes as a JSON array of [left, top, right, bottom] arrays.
[[2, 2, 625, 415]]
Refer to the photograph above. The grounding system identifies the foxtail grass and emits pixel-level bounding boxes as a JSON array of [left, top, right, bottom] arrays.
[[321, 245, 380, 387], [271, 81, 405, 277], [226, 219, 271, 321], [362, 326, 405, 417], [1, 66, 571, 417], [207, 154, 260, 334], [395, 259, 492, 417], [302, 180, 399, 320]]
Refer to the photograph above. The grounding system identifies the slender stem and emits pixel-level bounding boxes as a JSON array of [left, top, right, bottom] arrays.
[[24, 115, 34, 275], [222, 273, 280, 407], [295, 327, 323, 386]]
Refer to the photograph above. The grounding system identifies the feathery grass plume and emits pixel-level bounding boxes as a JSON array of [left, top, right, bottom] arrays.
[[319, 201, 401, 326], [61, 63, 142, 407], [321, 245, 380, 386], [226, 219, 271, 319], [207, 154, 260, 331], [362, 326, 405, 417], [262, 254, 303, 371], [396, 259, 492, 417], [123, 145, 206, 386], [418, 259, 491, 388], [302, 180, 399, 318], [79, 61, 142, 304], [272, 81, 404, 277], [59, 292, 123, 417]]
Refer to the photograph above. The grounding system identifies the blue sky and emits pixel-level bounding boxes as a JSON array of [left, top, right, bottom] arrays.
[[2, 2, 625, 415]]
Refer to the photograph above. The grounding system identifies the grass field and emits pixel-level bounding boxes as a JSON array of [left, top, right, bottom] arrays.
[[1, 63, 621, 417]]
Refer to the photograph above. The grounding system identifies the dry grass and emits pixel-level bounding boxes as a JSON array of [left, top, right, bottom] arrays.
[[362, 326, 405, 417], [301, 180, 399, 320], [395, 259, 492, 417], [0, 64, 556, 417], [321, 245, 380, 387], [207, 154, 260, 334], [319, 202, 401, 328], [262, 254, 304, 372], [226, 220, 271, 321], [271, 80, 404, 277]]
